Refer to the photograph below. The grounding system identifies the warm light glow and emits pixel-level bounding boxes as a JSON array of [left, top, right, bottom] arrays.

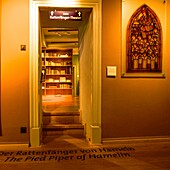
[[30, 0, 102, 146], [50, 0, 79, 7]]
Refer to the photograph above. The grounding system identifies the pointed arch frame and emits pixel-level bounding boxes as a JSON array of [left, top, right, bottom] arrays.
[[126, 4, 162, 73], [122, 2, 166, 78]]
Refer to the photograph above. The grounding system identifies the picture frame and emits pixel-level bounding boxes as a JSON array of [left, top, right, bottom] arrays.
[[122, 3, 165, 78]]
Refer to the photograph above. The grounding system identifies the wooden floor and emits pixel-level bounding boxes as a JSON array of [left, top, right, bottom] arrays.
[[0, 137, 170, 170], [42, 95, 80, 113], [42, 95, 84, 141]]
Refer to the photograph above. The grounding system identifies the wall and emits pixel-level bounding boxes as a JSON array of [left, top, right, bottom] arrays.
[[102, 0, 170, 139], [73, 54, 79, 96], [0, 0, 29, 143], [0, 0, 2, 136], [79, 12, 93, 140]]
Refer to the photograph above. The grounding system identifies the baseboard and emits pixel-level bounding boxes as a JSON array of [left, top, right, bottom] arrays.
[[30, 127, 41, 147], [102, 136, 170, 144], [89, 125, 102, 145], [0, 143, 29, 149]]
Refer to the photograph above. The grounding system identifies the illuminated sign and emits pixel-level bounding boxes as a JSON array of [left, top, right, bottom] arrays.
[[49, 11, 82, 21]]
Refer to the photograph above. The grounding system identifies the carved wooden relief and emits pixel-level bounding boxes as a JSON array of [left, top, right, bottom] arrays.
[[127, 4, 162, 73]]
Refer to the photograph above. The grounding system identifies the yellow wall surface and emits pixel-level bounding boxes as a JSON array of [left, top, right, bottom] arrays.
[[79, 12, 93, 140], [102, 0, 170, 138], [0, 0, 29, 143], [0, 0, 2, 136]]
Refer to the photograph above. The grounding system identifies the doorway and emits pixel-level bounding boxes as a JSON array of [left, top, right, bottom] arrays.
[[30, 0, 102, 147], [39, 9, 84, 141]]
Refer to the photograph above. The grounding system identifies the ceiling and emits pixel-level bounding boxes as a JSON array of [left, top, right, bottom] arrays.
[[39, 7, 92, 49]]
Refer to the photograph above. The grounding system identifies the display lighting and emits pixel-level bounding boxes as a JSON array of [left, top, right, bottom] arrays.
[[50, 0, 79, 7]]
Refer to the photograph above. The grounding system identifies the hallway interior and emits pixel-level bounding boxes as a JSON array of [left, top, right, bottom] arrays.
[[42, 95, 80, 113], [42, 95, 85, 143]]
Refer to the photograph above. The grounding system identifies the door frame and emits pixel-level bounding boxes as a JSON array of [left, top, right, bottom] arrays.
[[72, 65, 77, 97], [29, 0, 102, 146]]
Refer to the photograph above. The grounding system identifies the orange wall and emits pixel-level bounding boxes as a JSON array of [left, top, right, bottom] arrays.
[[0, 0, 2, 136], [0, 0, 29, 143], [102, 0, 170, 138], [79, 12, 93, 139]]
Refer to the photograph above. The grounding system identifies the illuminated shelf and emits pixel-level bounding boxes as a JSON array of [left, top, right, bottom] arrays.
[[46, 88, 72, 90], [45, 82, 72, 83], [45, 65, 72, 67], [46, 74, 72, 76], [42, 48, 73, 96], [45, 57, 72, 59]]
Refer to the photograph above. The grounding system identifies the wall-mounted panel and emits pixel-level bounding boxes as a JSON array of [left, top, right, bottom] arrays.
[[0, 0, 2, 136], [122, 0, 166, 78]]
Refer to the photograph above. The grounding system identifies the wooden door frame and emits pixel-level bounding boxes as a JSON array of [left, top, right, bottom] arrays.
[[29, 0, 102, 146]]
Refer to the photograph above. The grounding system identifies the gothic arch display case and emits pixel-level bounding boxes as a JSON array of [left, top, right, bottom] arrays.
[[126, 4, 162, 73]]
